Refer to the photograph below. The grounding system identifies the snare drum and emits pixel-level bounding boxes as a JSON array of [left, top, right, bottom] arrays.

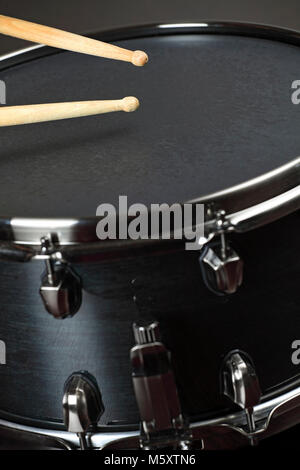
[[0, 22, 299, 450]]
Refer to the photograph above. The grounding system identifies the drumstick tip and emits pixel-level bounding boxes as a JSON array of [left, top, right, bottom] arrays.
[[131, 50, 148, 66], [122, 96, 140, 112]]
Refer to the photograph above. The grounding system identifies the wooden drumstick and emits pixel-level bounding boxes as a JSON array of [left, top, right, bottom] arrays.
[[0, 15, 148, 66], [0, 97, 139, 126]]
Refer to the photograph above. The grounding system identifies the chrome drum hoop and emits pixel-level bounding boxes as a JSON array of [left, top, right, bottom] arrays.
[[1, 382, 300, 449], [0, 21, 299, 246], [0, 165, 298, 249]]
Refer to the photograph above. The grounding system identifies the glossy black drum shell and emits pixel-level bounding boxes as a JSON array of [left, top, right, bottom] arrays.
[[0, 211, 299, 428]]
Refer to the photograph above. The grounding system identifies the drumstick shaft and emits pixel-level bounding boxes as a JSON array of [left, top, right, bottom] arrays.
[[0, 97, 139, 126], [0, 15, 148, 66]]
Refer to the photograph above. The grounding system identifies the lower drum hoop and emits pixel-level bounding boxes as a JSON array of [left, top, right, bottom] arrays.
[[1, 382, 300, 449]]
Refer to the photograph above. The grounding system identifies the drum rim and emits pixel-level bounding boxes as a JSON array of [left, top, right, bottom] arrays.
[[0, 21, 299, 245], [1, 378, 300, 448], [0, 372, 299, 432]]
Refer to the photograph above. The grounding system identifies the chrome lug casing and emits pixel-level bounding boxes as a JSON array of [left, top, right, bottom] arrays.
[[63, 371, 104, 450]]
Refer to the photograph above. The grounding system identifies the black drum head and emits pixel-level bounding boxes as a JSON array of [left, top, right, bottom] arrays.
[[0, 24, 300, 217]]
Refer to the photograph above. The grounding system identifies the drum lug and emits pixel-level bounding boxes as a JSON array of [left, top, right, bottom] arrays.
[[221, 350, 262, 444], [199, 210, 243, 295], [63, 371, 104, 450], [131, 321, 198, 450], [39, 237, 82, 319]]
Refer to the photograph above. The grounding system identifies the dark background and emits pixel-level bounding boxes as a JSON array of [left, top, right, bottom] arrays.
[[1, 0, 300, 55]]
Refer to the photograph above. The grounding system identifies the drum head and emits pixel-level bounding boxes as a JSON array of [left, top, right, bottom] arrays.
[[0, 26, 300, 217]]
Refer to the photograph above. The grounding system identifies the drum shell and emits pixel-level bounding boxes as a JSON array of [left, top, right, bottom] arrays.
[[0, 211, 298, 429]]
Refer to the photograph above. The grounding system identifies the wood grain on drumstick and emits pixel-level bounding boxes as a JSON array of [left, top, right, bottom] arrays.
[[0, 97, 139, 127], [0, 15, 148, 66]]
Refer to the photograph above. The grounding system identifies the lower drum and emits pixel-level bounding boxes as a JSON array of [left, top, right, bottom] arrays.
[[0, 22, 299, 449]]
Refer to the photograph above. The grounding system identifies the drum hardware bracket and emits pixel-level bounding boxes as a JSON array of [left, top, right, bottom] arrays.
[[199, 210, 243, 295], [39, 236, 82, 319], [197, 184, 300, 250], [63, 371, 105, 450], [220, 412, 271, 442], [131, 321, 196, 450], [221, 350, 262, 445], [196, 206, 233, 250]]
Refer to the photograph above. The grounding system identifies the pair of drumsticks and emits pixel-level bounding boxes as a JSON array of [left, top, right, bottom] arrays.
[[0, 15, 148, 127]]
